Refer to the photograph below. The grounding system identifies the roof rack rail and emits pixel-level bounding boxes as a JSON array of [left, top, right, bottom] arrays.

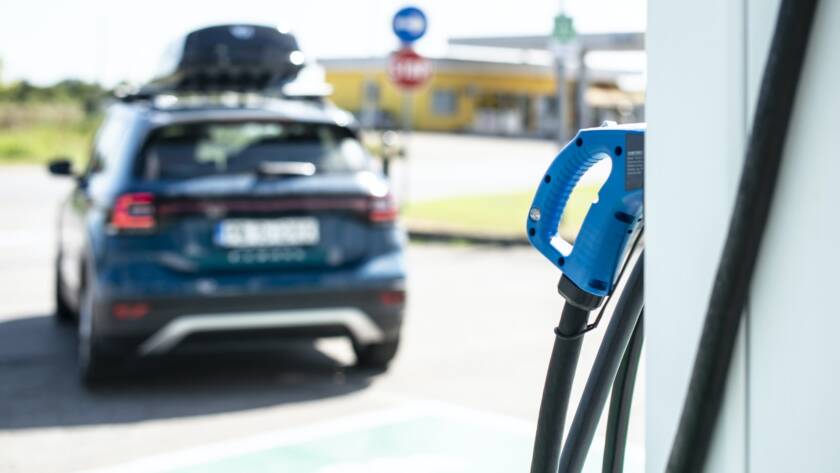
[[113, 89, 155, 103], [113, 82, 333, 108]]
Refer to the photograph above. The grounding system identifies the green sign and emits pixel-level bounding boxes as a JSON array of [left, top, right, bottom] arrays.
[[553, 14, 576, 44]]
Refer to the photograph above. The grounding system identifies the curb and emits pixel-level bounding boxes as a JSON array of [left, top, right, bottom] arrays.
[[407, 229, 530, 247]]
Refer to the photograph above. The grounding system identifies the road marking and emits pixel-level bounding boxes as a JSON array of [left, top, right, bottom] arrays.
[[74, 401, 530, 473], [74, 400, 643, 473], [75, 404, 432, 473]]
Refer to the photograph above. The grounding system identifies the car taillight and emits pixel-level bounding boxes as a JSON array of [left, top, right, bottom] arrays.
[[369, 194, 398, 223], [112, 302, 149, 320], [111, 193, 156, 231], [379, 290, 406, 305]]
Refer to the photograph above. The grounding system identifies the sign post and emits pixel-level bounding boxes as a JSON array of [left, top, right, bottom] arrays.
[[552, 12, 577, 145], [388, 6, 429, 197], [390, 6, 430, 131]]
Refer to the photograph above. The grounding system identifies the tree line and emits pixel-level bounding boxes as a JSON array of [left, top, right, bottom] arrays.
[[0, 79, 109, 115]]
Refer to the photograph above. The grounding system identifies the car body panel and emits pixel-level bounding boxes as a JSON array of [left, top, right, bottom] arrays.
[[55, 97, 406, 356]]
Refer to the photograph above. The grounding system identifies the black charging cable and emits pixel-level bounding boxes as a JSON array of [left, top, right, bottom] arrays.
[[530, 229, 643, 473], [530, 291, 601, 473], [557, 255, 643, 472], [666, 0, 820, 471], [602, 314, 644, 473]]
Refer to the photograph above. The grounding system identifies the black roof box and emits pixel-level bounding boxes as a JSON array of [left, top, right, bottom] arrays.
[[144, 24, 305, 94]]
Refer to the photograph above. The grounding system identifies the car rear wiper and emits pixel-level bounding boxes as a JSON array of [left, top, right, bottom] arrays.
[[255, 161, 317, 179]]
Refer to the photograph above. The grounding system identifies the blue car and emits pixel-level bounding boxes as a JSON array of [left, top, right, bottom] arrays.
[[49, 96, 407, 383]]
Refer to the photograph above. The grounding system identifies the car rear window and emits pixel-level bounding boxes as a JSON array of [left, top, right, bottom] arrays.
[[138, 121, 370, 180]]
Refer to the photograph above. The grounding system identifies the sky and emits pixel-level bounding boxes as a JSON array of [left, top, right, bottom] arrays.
[[0, 0, 646, 86]]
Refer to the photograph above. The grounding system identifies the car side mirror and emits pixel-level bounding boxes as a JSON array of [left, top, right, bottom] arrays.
[[47, 158, 74, 176]]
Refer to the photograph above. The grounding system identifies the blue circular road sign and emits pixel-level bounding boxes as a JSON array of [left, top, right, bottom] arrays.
[[392, 6, 427, 44]]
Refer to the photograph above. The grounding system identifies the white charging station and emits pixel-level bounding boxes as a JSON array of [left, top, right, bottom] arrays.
[[647, 0, 840, 471]]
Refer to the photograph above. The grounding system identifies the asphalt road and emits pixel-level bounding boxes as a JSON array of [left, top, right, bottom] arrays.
[[388, 132, 560, 203], [0, 146, 640, 473]]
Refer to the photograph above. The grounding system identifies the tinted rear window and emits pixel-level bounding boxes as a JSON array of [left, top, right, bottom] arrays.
[[138, 121, 370, 180]]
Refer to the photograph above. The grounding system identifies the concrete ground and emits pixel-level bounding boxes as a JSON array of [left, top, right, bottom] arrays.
[[0, 135, 640, 473], [386, 131, 610, 204], [388, 132, 559, 203]]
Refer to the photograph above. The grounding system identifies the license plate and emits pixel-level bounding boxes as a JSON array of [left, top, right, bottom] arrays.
[[214, 218, 319, 248]]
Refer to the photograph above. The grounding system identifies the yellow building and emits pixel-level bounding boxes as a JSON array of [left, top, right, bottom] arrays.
[[321, 56, 643, 137]]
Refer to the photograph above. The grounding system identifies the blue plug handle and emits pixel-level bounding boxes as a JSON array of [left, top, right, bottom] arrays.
[[527, 123, 645, 297]]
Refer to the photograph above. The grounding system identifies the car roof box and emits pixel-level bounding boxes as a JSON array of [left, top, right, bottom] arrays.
[[143, 24, 305, 94]]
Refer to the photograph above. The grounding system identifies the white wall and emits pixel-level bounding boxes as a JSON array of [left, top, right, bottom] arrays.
[[647, 0, 840, 471], [747, 0, 840, 470], [647, 1, 749, 471]]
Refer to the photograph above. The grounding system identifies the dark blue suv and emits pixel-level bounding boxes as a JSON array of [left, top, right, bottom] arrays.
[[49, 97, 407, 383]]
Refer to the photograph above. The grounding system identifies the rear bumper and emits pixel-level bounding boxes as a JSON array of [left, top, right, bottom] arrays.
[[89, 252, 406, 355], [137, 307, 385, 355], [92, 286, 405, 355]]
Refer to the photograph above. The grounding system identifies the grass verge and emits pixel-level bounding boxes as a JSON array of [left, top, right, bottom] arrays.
[[0, 117, 100, 167], [403, 184, 601, 242]]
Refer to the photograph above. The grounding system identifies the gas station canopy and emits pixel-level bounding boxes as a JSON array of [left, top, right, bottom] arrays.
[[448, 32, 644, 52]]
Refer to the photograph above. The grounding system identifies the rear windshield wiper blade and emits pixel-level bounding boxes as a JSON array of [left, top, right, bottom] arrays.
[[255, 161, 317, 178]]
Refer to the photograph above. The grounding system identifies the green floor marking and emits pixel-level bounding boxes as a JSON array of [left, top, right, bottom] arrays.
[[164, 415, 532, 473], [126, 405, 643, 473]]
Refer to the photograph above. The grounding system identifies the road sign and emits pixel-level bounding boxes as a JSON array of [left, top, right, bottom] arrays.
[[392, 6, 427, 44], [388, 48, 431, 90], [553, 14, 576, 44]]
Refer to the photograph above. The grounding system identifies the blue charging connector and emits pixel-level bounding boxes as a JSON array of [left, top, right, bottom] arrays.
[[526, 123, 645, 297]]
